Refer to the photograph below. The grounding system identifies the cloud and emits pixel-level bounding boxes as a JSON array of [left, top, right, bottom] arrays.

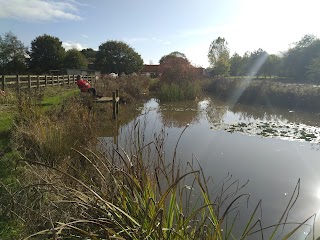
[[0, 0, 82, 21], [62, 42, 86, 50]]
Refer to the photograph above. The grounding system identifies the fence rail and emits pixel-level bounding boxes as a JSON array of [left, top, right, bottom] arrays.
[[1, 75, 95, 92]]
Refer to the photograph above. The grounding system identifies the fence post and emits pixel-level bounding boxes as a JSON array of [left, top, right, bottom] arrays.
[[1, 75, 4, 91], [51, 75, 54, 86], [68, 75, 70, 85], [16, 74, 20, 95], [112, 91, 116, 119], [57, 75, 60, 85], [116, 89, 119, 114], [37, 75, 40, 90], [28, 75, 31, 90], [45, 75, 48, 86], [73, 75, 75, 84]]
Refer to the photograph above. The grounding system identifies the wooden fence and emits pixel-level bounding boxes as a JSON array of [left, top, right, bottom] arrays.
[[1, 75, 96, 92]]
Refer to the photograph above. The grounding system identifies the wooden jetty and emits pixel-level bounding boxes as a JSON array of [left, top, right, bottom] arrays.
[[93, 90, 120, 119]]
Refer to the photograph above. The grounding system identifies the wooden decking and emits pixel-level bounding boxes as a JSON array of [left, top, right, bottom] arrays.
[[93, 96, 120, 103], [93, 90, 120, 119]]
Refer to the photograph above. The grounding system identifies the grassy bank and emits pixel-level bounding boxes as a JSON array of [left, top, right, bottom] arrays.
[[206, 78, 320, 111], [0, 85, 315, 239], [0, 86, 80, 239]]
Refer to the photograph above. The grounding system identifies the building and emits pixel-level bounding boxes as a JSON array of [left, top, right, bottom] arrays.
[[140, 65, 160, 77], [66, 69, 100, 76], [141, 64, 206, 77]]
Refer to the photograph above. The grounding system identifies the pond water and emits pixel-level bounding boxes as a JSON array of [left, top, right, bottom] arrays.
[[104, 96, 320, 239]]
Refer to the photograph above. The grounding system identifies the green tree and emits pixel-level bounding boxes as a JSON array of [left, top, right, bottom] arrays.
[[159, 51, 189, 64], [81, 48, 96, 59], [263, 54, 282, 78], [208, 37, 230, 76], [0, 32, 27, 74], [159, 52, 196, 84], [247, 48, 268, 78], [230, 53, 243, 77], [29, 34, 65, 74], [95, 40, 143, 74], [64, 49, 88, 69], [239, 51, 251, 76], [283, 34, 320, 81], [306, 56, 320, 82]]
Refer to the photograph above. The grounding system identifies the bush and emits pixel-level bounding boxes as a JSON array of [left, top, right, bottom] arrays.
[[93, 75, 151, 103], [12, 96, 95, 166], [158, 81, 202, 102]]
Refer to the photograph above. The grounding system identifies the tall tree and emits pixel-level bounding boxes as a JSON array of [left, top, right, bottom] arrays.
[[263, 54, 282, 78], [159, 51, 189, 64], [0, 32, 27, 74], [208, 37, 230, 76], [283, 34, 320, 81], [159, 52, 196, 84], [247, 48, 268, 78], [95, 41, 143, 74], [64, 49, 88, 69], [29, 34, 65, 74], [306, 56, 320, 82], [230, 53, 243, 77]]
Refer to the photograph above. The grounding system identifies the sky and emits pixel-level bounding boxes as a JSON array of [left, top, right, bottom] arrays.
[[1, 0, 320, 68]]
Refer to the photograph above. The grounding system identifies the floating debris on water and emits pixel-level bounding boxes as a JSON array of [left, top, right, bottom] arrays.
[[211, 121, 320, 143]]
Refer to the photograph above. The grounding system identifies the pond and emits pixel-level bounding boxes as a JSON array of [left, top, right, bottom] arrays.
[[103, 96, 320, 239]]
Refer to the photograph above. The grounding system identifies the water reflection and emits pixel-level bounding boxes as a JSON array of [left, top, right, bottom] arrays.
[[203, 96, 320, 144], [157, 100, 200, 128], [102, 97, 320, 239], [205, 95, 320, 127]]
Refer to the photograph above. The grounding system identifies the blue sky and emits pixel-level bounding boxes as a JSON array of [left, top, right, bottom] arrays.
[[1, 0, 320, 67]]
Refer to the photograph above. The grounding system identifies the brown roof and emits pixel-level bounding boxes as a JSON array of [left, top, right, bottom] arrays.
[[141, 65, 159, 73]]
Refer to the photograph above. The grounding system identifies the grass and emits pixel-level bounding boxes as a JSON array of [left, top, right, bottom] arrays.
[[0, 85, 81, 239], [158, 81, 202, 102]]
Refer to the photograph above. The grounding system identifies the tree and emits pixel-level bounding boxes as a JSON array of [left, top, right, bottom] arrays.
[[263, 54, 282, 78], [29, 34, 65, 74], [95, 41, 143, 74], [239, 51, 251, 76], [247, 48, 268, 78], [229, 53, 243, 77], [306, 56, 320, 82], [283, 34, 320, 81], [81, 48, 96, 59], [64, 49, 88, 69], [0, 32, 27, 74], [159, 52, 197, 84], [208, 37, 230, 76], [159, 51, 189, 65]]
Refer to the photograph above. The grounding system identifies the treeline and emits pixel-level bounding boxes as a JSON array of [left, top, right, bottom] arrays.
[[208, 35, 320, 83], [0, 32, 143, 75], [2, 31, 320, 83]]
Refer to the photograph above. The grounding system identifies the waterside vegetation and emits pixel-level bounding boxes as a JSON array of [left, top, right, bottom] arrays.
[[0, 76, 317, 239]]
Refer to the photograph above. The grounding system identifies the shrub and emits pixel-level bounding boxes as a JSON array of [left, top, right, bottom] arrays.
[[158, 81, 202, 102], [159, 57, 198, 85], [93, 75, 151, 103]]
